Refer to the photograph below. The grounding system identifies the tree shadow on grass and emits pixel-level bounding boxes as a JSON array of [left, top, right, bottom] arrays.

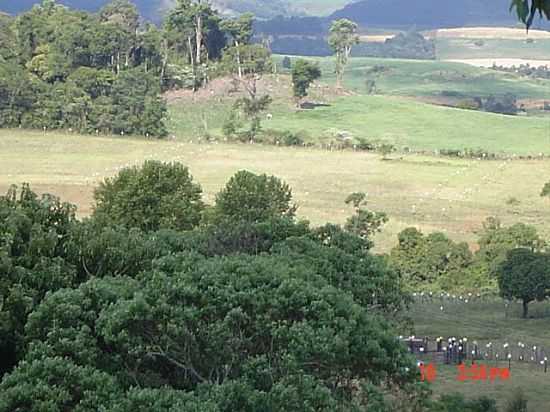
[[299, 102, 331, 110]]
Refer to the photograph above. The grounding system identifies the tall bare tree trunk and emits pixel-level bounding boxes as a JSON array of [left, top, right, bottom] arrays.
[[188, 36, 198, 92], [335, 51, 342, 88], [195, 14, 202, 65], [235, 40, 242, 78], [160, 39, 168, 87]]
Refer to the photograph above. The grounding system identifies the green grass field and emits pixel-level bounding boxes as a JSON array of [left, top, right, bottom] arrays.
[[165, 57, 550, 156], [411, 298, 550, 411], [274, 55, 550, 99], [3, 129, 550, 252], [168, 92, 550, 156]]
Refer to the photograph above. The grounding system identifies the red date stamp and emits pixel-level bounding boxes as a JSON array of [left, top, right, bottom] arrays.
[[420, 363, 510, 383]]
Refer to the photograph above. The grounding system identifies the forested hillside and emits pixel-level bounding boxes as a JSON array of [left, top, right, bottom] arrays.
[[0, 0, 272, 137]]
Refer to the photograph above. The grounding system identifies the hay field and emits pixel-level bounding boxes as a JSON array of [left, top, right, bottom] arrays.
[[2, 129, 550, 252]]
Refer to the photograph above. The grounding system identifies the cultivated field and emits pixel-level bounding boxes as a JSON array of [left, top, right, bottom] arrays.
[[433, 27, 550, 40], [2, 130, 550, 252]]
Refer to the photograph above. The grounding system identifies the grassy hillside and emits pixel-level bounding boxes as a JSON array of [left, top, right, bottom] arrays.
[[284, 56, 550, 99], [330, 0, 520, 28], [168, 81, 550, 156], [264, 95, 550, 154], [3, 129, 550, 252]]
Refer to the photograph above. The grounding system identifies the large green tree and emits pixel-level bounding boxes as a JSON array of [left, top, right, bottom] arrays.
[[212, 170, 296, 223], [93, 161, 204, 232], [221, 13, 254, 78], [10, 252, 418, 410], [389, 227, 473, 290], [0, 184, 78, 376], [291, 59, 321, 107], [497, 248, 550, 318]]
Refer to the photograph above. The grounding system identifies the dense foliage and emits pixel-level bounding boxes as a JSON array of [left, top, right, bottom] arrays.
[[497, 248, 550, 317], [388, 218, 545, 293], [2, 164, 452, 410], [0, 1, 168, 136], [354, 32, 435, 60], [291, 59, 322, 105], [0, 0, 274, 137], [93, 160, 205, 231]]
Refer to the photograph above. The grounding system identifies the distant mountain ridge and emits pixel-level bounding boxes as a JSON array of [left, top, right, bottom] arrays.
[[0, 0, 294, 20], [330, 0, 523, 29], [3, 0, 545, 29]]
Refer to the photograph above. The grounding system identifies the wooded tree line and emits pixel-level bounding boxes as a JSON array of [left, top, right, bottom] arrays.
[[389, 215, 550, 318], [0, 0, 270, 137], [389, 217, 546, 293], [0, 160, 510, 411]]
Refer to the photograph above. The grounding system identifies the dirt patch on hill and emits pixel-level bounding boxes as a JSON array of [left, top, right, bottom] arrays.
[[164, 75, 355, 105]]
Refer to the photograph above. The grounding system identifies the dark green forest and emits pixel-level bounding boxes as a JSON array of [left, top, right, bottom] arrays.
[[0, 0, 271, 137]]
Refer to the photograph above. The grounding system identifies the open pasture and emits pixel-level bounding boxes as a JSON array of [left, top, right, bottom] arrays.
[[2, 129, 550, 252], [169, 92, 550, 155], [274, 55, 550, 99]]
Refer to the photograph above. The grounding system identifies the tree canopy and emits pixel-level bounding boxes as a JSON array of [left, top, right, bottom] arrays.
[[0, 163, 434, 410], [497, 248, 550, 318], [93, 160, 205, 232], [291, 59, 322, 106], [0, 0, 274, 137]]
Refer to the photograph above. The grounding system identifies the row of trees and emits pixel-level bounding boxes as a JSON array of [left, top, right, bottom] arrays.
[[388, 217, 546, 300]]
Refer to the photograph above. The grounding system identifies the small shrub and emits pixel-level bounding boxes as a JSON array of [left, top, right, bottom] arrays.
[[261, 129, 307, 147], [222, 111, 239, 138], [378, 143, 395, 159], [439, 149, 462, 157], [504, 388, 528, 412], [281, 56, 292, 69], [356, 138, 377, 151]]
